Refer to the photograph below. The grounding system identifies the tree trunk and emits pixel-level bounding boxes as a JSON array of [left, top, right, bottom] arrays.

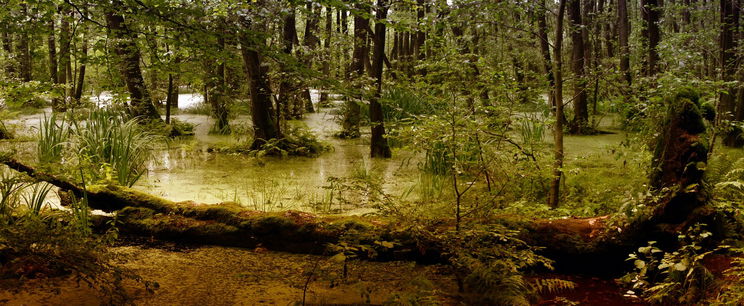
[[548, 0, 567, 208], [568, 0, 589, 134], [2, 26, 15, 76], [302, 2, 320, 114], [58, 8, 71, 103], [641, 0, 661, 76], [370, 0, 392, 158], [341, 3, 370, 138], [104, 3, 162, 120], [208, 23, 230, 134], [319, 7, 333, 105], [239, 19, 278, 149], [618, 0, 631, 87], [721, 0, 742, 147], [73, 26, 88, 102], [278, 9, 298, 121], [17, 3, 31, 82], [48, 18, 62, 112]]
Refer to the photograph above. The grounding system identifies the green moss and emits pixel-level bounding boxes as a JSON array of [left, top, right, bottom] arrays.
[[175, 202, 245, 225], [677, 99, 706, 134], [700, 102, 716, 121], [117, 206, 156, 220], [675, 86, 701, 105], [249, 215, 298, 235]]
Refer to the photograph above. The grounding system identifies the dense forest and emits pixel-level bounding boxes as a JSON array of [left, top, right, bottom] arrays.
[[0, 0, 743, 304]]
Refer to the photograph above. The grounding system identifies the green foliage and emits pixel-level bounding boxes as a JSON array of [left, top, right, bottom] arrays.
[[0, 169, 26, 218], [253, 126, 330, 157], [37, 113, 70, 164], [0, 169, 152, 302], [21, 183, 53, 216], [710, 248, 744, 305], [620, 224, 718, 304], [70, 109, 156, 187], [438, 225, 573, 305], [0, 80, 50, 109], [380, 86, 442, 121]]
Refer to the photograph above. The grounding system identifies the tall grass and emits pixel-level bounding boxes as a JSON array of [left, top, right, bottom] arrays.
[[380, 87, 439, 121], [71, 109, 156, 187], [21, 182, 53, 215], [37, 113, 70, 164], [0, 169, 25, 217], [517, 114, 546, 146]]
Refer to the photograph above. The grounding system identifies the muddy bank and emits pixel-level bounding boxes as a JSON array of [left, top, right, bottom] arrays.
[[0, 245, 457, 305]]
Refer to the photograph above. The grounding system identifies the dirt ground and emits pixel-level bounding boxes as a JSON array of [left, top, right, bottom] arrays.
[[0, 245, 457, 305]]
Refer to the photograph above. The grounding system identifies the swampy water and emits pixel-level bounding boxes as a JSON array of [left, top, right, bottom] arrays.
[[4, 91, 629, 215], [138, 110, 420, 214]]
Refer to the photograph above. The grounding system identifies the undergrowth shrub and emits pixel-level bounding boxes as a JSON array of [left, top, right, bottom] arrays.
[[620, 224, 719, 304], [439, 225, 574, 305], [0, 169, 153, 302]]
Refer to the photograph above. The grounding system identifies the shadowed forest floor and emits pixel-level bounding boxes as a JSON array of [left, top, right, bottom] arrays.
[[0, 243, 653, 305]]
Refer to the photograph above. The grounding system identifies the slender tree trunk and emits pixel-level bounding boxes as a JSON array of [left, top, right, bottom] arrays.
[[549, 0, 567, 208], [58, 8, 71, 103], [73, 25, 88, 102], [721, 0, 742, 147], [618, 0, 631, 87], [239, 19, 278, 149], [208, 20, 230, 134], [537, 0, 566, 124], [370, 0, 391, 158], [18, 3, 31, 82], [48, 18, 64, 112], [301, 2, 320, 114], [104, 3, 161, 120], [320, 7, 333, 104], [278, 9, 298, 121], [341, 3, 370, 138], [568, 0, 589, 134], [165, 74, 173, 125], [2, 27, 15, 76], [641, 0, 661, 76]]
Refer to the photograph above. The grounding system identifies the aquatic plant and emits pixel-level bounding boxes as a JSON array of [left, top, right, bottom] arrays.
[[0, 169, 25, 217], [71, 109, 156, 187], [21, 182, 53, 216], [37, 112, 70, 164]]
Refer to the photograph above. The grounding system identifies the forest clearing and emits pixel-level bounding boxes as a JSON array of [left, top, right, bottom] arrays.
[[0, 0, 743, 305]]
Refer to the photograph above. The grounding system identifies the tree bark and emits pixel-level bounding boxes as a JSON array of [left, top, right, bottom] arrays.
[[568, 0, 589, 134], [301, 2, 320, 114], [239, 19, 278, 149], [319, 6, 333, 105], [618, 0, 631, 87], [48, 17, 63, 112], [17, 3, 31, 82], [549, 0, 567, 208], [641, 0, 661, 76], [341, 3, 370, 138], [370, 0, 392, 158], [278, 8, 298, 121], [206, 19, 230, 134], [58, 8, 71, 103], [73, 24, 88, 103], [721, 0, 742, 147], [104, 2, 162, 120]]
